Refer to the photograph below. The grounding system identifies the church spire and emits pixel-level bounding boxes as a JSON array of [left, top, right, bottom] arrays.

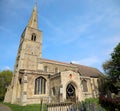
[[28, 4, 38, 29]]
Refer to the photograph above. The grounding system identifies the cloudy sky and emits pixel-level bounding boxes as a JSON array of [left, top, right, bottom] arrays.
[[0, 0, 120, 72]]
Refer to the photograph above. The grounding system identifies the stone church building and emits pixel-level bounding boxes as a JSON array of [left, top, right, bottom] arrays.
[[4, 5, 102, 105]]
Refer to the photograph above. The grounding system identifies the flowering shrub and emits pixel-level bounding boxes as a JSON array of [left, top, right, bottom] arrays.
[[99, 95, 120, 110]]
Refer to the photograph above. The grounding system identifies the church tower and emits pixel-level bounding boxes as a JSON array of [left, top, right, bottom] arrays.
[[4, 4, 42, 104], [16, 4, 42, 71]]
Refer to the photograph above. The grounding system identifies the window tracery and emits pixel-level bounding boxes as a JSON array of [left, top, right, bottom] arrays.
[[34, 77, 46, 94]]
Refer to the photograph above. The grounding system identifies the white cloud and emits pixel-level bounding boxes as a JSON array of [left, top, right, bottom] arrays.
[[71, 56, 99, 66], [40, 1, 120, 46], [2, 66, 11, 70]]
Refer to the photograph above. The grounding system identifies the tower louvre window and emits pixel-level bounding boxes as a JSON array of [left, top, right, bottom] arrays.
[[31, 33, 36, 41]]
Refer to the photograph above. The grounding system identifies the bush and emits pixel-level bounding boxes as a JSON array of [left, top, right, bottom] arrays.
[[99, 95, 120, 111], [0, 70, 12, 101], [85, 97, 99, 104]]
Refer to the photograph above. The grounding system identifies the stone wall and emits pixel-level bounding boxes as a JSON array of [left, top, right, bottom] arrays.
[[50, 74, 61, 103]]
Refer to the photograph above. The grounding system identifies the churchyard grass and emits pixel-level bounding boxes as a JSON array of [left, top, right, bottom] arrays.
[[2, 98, 118, 111], [2, 102, 47, 111]]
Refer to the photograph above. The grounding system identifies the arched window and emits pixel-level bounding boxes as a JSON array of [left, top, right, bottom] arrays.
[[66, 83, 75, 99], [44, 66, 48, 72], [82, 80, 88, 92], [31, 33, 36, 41], [55, 67, 59, 73], [34, 77, 46, 94]]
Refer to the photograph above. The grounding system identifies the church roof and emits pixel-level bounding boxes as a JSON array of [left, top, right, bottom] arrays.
[[39, 58, 103, 77], [74, 63, 102, 77], [39, 58, 76, 67]]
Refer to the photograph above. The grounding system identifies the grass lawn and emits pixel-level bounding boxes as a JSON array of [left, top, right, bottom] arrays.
[[2, 102, 46, 111], [1, 98, 118, 111]]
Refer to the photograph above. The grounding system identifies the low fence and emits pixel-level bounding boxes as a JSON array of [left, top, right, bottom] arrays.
[[39, 97, 120, 111], [46, 102, 105, 111], [46, 102, 72, 111]]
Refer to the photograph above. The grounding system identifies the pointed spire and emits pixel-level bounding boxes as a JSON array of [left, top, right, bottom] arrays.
[[28, 4, 38, 29]]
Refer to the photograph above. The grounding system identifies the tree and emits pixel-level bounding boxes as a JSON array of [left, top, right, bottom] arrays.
[[0, 70, 12, 101], [103, 42, 120, 80], [111, 42, 120, 79], [103, 60, 113, 77], [102, 42, 120, 95]]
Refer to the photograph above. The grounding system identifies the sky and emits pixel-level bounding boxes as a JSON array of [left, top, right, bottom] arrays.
[[0, 0, 120, 72]]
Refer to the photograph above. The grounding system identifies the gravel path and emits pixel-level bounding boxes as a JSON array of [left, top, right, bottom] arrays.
[[0, 104, 11, 111]]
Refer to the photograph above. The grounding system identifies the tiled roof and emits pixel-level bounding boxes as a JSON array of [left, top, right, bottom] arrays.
[[38, 58, 76, 67], [39, 58, 103, 77], [73, 63, 102, 77]]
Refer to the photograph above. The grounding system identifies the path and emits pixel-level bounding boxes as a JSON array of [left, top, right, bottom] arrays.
[[0, 104, 11, 111]]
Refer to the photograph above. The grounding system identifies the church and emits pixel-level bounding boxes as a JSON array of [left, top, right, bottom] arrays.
[[4, 5, 102, 105]]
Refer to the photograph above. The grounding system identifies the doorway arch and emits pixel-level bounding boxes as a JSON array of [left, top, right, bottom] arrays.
[[66, 83, 76, 101]]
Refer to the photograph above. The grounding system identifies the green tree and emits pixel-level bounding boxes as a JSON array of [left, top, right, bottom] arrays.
[[103, 60, 114, 78], [103, 42, 120, 79], [0, 70, 12, 101], [111, 42, 120, 78], [102, 42, 120, 94]]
